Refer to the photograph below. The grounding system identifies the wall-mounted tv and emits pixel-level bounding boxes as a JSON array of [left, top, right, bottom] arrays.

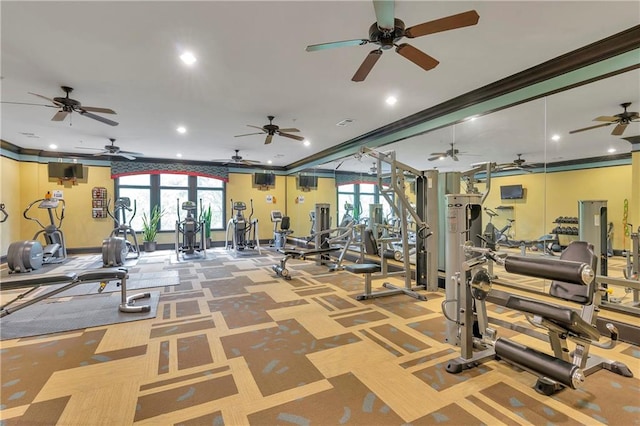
[[253, 172, 275, 186], [500, 184, 524, 199], [298, 175, 318, 189], [48, 162, 84, 179]]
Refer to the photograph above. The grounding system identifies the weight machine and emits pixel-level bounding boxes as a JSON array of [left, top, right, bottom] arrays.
[[442, 194, 632, 395], [225, 199, 260, 255], [102, 197, 140, 267], [7, 196, 67, 273], [175, 199, 207, 260]]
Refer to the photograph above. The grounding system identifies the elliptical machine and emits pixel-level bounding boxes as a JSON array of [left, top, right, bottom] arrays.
[[225, 199, 261, 254], [175, 199, 207, 260], [102, 197, 140, 267], [7, 195, 67, 273]]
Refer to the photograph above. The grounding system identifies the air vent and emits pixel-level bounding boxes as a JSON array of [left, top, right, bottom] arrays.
[[336, 119, 354, 127]]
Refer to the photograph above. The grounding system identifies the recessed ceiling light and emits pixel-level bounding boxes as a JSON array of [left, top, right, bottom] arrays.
[[176, 153, 182, 158], [551, 134, 560, 141], [385, 96, 397, 106], [180, 51, 197, 65], [49, 144, 57, 149], [267, 160, 273, 164], [176, 126, 187, 134], [304, 140, 311, 147], [608, 148, 616, 153]]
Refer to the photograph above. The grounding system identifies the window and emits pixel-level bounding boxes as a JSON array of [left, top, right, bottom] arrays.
[[197, 176, 225, 230], [116, 173, 225, 235], [160, 175, 189, 231], [337, 182, 394, 227], [118, 174, 150, 231]]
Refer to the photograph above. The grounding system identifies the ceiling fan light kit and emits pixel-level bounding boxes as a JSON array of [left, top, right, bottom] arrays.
[[306, 4, 479, 82]]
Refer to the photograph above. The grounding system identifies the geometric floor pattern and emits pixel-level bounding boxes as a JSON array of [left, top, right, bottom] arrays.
[[1, 248, 639, 425]]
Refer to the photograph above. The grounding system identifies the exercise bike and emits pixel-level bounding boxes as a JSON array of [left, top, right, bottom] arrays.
[[270, 210, 293, 250], [225, 199, 261, 254], [481, 207, 516, 249], [7, 195, 67, 273], [175, 199, 207, 260], [102, 197, 140, 267]]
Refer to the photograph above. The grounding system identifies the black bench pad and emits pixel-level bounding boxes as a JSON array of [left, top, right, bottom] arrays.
[[345, 264, 381, 274], [279, 247, 340, 258], [1, 272, 78, 290], [505, 295, 600, 341]]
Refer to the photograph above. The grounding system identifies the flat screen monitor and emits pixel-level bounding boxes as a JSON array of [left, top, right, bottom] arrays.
[[298, 175, 318, 189], [254, 172, 275, 186], [500, 184, 524, 199], [48, 162, 84, 179]]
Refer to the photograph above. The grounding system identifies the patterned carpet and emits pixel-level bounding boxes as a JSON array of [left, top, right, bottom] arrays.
[[1, 248, 639, 425]]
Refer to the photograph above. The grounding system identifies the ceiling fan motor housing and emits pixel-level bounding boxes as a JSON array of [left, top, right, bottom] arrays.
[[369, 18, 406, 49]]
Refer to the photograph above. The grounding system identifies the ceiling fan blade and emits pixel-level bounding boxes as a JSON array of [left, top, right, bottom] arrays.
[[1, 101, 58, 108], [91, 151, 109, 157], [120, 150, 144, 157], [429, 151, 446, 156], [29, 92, 61, 106], [78, 110, 119, 126], [74, 146, 104, 151], [278, 132, 305, 141], [405, 10, 480, 38], [611, 123, 627, 136], [235, 132, 264, 137], [452, 154, 459, 161], [396, 44, 439, 71], [352, 49, 383, 82], [593, 115, 618, 122], [118, 153, 137, 160], [373, 0, 395, 30], [241, 159, 261, 165], [52, 110, 69, 121], [81, 106, 116, 114], [265, 134, 274, 145], [569, 122, 612, 134], [277, 128, 300, 133], [247, 125, 266, 131], [428, 155, 444, 161], [306, 39, 370, 52]]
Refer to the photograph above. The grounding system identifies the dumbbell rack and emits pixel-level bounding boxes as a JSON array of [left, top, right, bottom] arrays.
[[552, 216, 579, 248]]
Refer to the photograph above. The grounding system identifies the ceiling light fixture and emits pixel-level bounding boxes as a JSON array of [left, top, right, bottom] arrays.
[[608, 148, 616, 153], [336, 118, 354, 127], [267, 160, 273, 164], [180, 52, 197, 65], [176, 126, 187, 134], [176, 153, 183, 158], [551, 134, 560, 141], [304, 140, 311, 147], [49, 144, 57, 149], [385, 96, 397, 106]]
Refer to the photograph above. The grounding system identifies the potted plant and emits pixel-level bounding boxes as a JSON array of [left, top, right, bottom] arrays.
[[141, 205, 164, 252], [200, 204, 212, 248]]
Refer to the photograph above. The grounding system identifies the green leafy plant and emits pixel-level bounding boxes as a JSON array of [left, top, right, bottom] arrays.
[[141, 205, 164, 242], [199, 204, 212, 239]]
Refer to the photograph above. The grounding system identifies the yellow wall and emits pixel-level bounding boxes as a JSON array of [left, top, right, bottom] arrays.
[[483, 164, 632, 249], [286, 175, 337, 237], [0, 156, 22, 253], [0, 155, 632, 256]]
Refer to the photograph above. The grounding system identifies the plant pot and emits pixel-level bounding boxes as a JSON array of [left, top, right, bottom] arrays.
[[143, 241, 157, 252]]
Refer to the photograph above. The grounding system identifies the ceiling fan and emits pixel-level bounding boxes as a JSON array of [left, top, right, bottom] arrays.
[[8, 86, 119, 126], [75, 138, 142, 160], [497, 154, 535, 172], [306, 1, 479, 82], [213, 149, 260, 166], [569, 102, 639, 136], [235, 116, 305, 144], [428, 143, 460, 161]]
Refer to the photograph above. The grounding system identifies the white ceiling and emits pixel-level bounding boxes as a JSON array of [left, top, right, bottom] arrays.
[[1, 1, 639, 173]]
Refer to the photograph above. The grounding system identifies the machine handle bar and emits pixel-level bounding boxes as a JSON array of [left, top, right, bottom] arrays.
[[23, 198, 66, 229]]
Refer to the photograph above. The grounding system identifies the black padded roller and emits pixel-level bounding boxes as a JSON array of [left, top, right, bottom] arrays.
[[495, 338, 584, 389], [504, 255, 593, 285]]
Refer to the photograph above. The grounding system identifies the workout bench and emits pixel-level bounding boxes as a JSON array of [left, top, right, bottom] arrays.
[[345, 263, 427, 301], [272, 246, 341, 279], [1, 267, 151, 317]]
